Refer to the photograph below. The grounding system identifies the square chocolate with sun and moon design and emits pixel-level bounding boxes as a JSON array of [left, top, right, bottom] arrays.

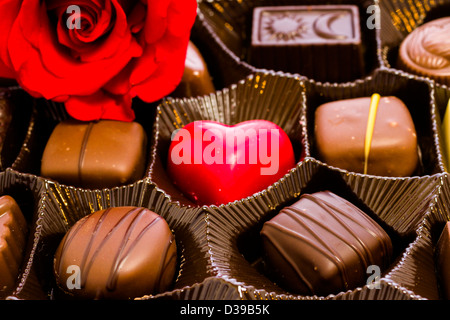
[[249, 5, 364, 83]]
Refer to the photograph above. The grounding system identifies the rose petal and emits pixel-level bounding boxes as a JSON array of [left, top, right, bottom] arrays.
[[53, 0, 137, 63], [103, 65, 133, 96], [166, 0, 198, 37], [128, 1, 146, 34], [0, 59, 15, 79], [131, 34, 188, 102], [65, 90, 134, 121], [54, 1, 113, 53], [77, 0, 137, 62], [0, 0, 22, 71], [129, 44, 158, 85], [143, 0, 171, 44], [73, 2, 112, 43], [8, 0, 142, 99], [131, 0, 196, 102]]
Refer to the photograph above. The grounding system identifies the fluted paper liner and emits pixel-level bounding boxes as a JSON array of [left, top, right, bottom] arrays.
[[359, 0, 450, 173], [0, 169, 46, 300], [3, 0, 450, 299], [144, 68, 446, 299], [4, 170, 219, 300], [379, 0, 450, 85], [305, 68, 445, 178], [12, 93, 158, 188], [196, 0, 382, 85], [433, 82, 450, 171], [384, 173, 450, 300], [138, 277, 245, 300], [148, 71, 307, 207], [0, 87, 38, 173], [303, 68, 445, 235], [201, 163, 443, 300]]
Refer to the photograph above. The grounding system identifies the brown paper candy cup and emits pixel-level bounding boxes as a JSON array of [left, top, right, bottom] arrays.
[[19, 95, 157, 189], [6, 172, 219, 300], [305, 68, 445, 178], [200, 161, 442, 299], [148, 70, 307, 207], [0, 169, 46, 300], [303, 68, 446, 235], [196, 0, 382, 85], [137, 277, 245, 300], [384, 173, 450, 300], [0, 87, 38, 173], [379, 0, 450, 86], [433, 82, 450, 171]]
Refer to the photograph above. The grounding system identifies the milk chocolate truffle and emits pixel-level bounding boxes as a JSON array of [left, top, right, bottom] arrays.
[[0, 195, 28, 294], [261, 191, 392, 296], [314, 96, 419, 176], [435, 221, 450, 299], [171, 41, 215, 98], [41, 120, 147, 189], [53, 207, 177, 300], [398, 17, 450, 86], [249, 5, 364, 82]]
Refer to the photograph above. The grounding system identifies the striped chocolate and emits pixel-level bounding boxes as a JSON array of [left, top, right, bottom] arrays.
[[0, 195, 28, 294], [53, 207, 177, 299], [261, 191, 392, 296]]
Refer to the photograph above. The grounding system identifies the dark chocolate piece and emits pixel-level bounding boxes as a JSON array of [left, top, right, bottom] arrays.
[[249, 5, 364, 82], [436, 221, 450, 299], [0, 195, 28, 294], [398, 17, 450, 86], [314, 96, 419, 176], [171, 41, 215, 98], [53, 207, 177, 299], [260, 191, 392, 296], [41, 120, 147, 189]]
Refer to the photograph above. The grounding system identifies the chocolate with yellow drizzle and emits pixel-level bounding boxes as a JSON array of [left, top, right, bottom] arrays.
[[314, 95, 418, 176]]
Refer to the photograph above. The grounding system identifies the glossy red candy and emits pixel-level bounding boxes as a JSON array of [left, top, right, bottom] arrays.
[[167, 120, 297, 206]]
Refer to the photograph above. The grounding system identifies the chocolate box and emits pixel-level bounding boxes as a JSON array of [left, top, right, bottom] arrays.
[[2, 0, 450, 301]]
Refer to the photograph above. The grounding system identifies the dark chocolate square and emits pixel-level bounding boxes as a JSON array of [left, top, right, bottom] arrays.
[[249, 5, 364, 82]]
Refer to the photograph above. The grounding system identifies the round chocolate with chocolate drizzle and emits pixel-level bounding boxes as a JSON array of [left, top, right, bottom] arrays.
[[53, 207, 177, 299], [398, 17, 450, 86], [260, 191, 392, 296]]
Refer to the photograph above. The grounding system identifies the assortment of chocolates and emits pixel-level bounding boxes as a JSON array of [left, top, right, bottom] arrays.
[[2, 0, 450, 301]]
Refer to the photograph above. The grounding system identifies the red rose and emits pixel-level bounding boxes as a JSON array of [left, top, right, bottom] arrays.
[[0, 0, 197, 121]]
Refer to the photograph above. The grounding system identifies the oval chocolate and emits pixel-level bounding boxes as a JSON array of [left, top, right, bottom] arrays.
[[53, 207, 177, 299]]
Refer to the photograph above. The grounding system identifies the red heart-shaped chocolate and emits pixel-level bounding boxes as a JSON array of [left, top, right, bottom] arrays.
[[167, 120, 297, 206]]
